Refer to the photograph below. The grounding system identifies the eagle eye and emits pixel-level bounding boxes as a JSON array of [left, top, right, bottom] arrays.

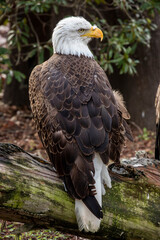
[[78, 28, 85, 33]]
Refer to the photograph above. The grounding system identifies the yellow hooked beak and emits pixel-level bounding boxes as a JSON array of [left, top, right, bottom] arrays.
[[81, 26, 103, 41]]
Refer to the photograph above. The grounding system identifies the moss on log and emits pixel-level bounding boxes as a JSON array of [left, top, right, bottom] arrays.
[[0, 143, 160, 240]]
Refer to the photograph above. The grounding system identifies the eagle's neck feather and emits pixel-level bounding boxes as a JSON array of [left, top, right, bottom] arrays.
[[52, 36, 93, 58]]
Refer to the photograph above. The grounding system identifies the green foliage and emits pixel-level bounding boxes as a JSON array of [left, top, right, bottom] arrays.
[[138, 127, 150, 140], [17, 0, 67, 14], [91, 0, 159, 75], [138, 127, 155, 141], [21, 229, 68, 240], [0, 221, 68, 239], [0, 0, 160, 87], [0, 47, 26, 90]]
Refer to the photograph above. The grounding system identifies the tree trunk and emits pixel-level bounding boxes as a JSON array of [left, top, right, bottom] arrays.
[[0, 143, 160, 240]]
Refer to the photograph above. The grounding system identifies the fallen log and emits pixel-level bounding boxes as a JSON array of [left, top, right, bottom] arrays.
[[0, 143, 160, 240]]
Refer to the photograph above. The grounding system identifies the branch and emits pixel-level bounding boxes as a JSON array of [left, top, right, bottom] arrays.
[[26, 14, 41, 63], [0, 143, 160, 239], [0, 13, 8, 25]]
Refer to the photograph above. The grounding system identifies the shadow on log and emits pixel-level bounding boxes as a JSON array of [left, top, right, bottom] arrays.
[[0, 143, 160, 240]]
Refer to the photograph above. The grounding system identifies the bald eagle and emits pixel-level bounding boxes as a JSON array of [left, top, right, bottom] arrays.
[[155, 84, 160, 160], [29, 16, 133, 232]]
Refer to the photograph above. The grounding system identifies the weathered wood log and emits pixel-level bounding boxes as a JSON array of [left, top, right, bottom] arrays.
[[0, 143, 160, 240]]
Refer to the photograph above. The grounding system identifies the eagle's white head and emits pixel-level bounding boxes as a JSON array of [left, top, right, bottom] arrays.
[[52, 16, 103, 58]]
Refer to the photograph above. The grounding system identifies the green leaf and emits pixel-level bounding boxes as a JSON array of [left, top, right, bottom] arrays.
[[39, 48, 44, 64], [103, 63, 108, 71], [53, 5, 59, 14], [24, 49, 37, 61], [6, 74, 12, 84], [110, 56, 124, 63], [108, 64, 113, 74], [0, 47, 10, 54], [130, 43, 137, 54], [7, 33, 15, 42], [13, 70, 26, 82], [21, 36, 28, 45], [109, 49, 113, 59], [124, 63, 129, 73]]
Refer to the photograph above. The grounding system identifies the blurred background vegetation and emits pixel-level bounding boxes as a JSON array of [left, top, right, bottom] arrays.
[[0, 0, 160, 129]]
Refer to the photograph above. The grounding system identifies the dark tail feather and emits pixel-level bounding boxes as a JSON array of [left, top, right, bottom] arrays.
[[155, 122, 160, 160], [83, 195, 103, 219], [123, 119, 133, 142]]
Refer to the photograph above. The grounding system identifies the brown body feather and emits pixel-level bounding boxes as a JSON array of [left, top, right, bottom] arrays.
[[29, 54, 132, 201]]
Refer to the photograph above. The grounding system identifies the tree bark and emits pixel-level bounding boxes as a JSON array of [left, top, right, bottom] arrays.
[[0, 143, 160, 240]]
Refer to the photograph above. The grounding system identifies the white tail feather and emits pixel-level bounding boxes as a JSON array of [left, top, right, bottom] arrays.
[[101, 165, 112, 195], [75, 199, 101, 232], [93, 154, 103, 206], [75, 154, 111, 232]]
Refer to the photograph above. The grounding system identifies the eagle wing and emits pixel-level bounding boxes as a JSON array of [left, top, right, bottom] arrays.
[[29, 54, 132, 201]]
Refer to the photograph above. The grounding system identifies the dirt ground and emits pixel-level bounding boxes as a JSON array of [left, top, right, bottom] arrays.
[[0, 93, 156, 240]]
